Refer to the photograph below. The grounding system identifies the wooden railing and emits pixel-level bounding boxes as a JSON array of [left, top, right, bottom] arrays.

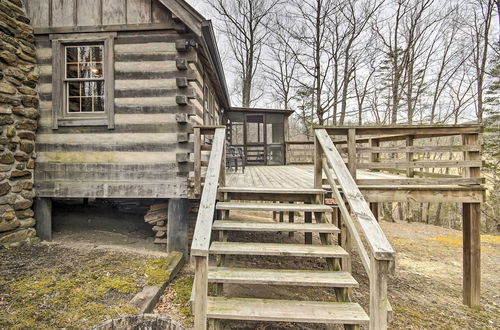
[[318, 124, 483, 186], [193, 125, 227, 197], [285, 141, 315, 164], [191, 127, 226, 330], [315, 128, 395, 329]]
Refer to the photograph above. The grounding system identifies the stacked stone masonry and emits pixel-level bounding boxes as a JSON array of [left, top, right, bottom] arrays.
[[0, 0, 39, 248]]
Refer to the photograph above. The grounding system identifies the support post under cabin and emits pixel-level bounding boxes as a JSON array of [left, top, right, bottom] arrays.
[[35, 197, 52, 241], [167, 198, 190, 257]]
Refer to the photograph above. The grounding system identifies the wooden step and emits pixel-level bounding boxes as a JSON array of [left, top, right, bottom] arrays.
[[219, 187, 326, 195], [208, 267, 358, 287], [207, 297, 369, 324], [216, 202, 333, 213], [212, 220, 339, 233], [209, 242, 348, 258], [219, 187, 327, 202]]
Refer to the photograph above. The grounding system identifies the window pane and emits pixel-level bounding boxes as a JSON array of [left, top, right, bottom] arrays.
[[68, 97, 80, 113], [82, 81, 104, 97], [81, 98, 92, 112], [68, 82, 81, 97], [80, 62, 103, 79], [93, 97, 105, 112], [66, 45, 104, 79]]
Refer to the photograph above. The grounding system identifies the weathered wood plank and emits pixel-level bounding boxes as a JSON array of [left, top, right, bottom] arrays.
[[167, 198, 190, 256], [212, 220, 339, 233], [126, 0, 152, 24], [102, 0, 126, 25], [77, 0, 102, 26], [51, 0, 76, 27], [210, 242, 348, 258], [35, 181, 187, 198], [207, 297, 369, 324], [191, 128, 226, 257], [208, 267, 358, 287], [357, 160, 482, 170], [370, 257, 390, 329], [37, 151, 176, 164], [25, 0, 50, 28], [34, 197, 52, 241], [462, 203, 481, 307]]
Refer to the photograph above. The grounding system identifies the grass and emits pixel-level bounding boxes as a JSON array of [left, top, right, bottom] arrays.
[[0, 244, 175, 329]]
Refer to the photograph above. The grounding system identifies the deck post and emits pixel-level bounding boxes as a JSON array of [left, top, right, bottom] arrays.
[[370, 138, 380, 172], [167, 198, 190, 256], [462, 133, 481, 307], [462, 203, 481, 307], [194, 127, 202, 196], [193, 255, 208, 330], [35, 197, 52, 241], [370, 203, 379, 222], [370, 256, 389, 330], [347, 128, 357, 180], [314, 130, 323, 189], [406, 136, 414, 178]]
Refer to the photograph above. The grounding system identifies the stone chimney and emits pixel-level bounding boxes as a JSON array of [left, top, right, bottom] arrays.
[[0, 0, 39, 248]]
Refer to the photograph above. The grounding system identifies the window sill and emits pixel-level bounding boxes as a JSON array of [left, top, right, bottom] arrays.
[[57, 117, 110, 127]]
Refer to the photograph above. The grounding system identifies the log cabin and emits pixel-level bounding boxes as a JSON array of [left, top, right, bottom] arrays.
[[24, 0, 230, 253], [20, 1, 485, 328]]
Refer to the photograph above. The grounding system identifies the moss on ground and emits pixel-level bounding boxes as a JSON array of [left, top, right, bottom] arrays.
[[144, 258, 172, 286], [0, 245, 174, 329], [171, 276, 194, 322]]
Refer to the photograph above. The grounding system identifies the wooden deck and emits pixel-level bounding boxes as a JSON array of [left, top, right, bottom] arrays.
[[226, 165, 399, 189], [225, 165, 485, 203]]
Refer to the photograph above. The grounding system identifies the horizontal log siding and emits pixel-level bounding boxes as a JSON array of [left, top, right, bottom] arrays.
[[34, 31, 195, 198]]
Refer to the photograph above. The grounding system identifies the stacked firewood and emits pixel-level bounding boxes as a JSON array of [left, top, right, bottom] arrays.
[[144, 203, 168, 244]]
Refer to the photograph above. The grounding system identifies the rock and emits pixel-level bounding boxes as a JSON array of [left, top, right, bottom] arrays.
[[26, 71, 38, 82], [0, 94, 20, 106], [0, 153, 15, 164], [0, 194, 16, 205], [6, 126, 16, 137], [1, 210, 16, 221], [0, 182, 11, 196], [0, 228, 36, 244], [17, 131, 35, 140], [7, 142, 16, 152], [26, 159, 35, 169], [10, 170, 31, 179], [0, 220, 20, 232], [22, 181, 33, 190], [20, 190, 34, 200], [0, 104, 12, 114], [14, 198, 32, 210], [0, 81, 17, 94], [11, 183, 22, 193], [4, 67, 25, 80], [17, 86, 36, 95], [15, 119, 36, 131], [0, 164, 12, 172], [14, 152, 28, 162], [0, 50, 17, 65], [15, 208, 34, 219], [0, 136, 8, 145], [22, 80, 36, 88], [20, 95, 38, 107], [20, 141, 34, 153], [19, 218, 35, 229], [13, 107, 38, 119], [0, 115, 14, 125]]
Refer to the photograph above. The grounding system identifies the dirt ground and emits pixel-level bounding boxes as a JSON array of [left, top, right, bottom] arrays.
[[0, 203, 173, 330], [156, 215, 500, 330]]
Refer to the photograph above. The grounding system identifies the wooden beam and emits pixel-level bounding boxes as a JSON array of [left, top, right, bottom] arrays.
[[35, 197, 52, 241], [370, 256, 390, 330], [193, 256, 208, 330]]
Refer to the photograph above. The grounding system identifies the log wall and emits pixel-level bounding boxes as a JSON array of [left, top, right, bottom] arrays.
[[26, 1, 224, 199]]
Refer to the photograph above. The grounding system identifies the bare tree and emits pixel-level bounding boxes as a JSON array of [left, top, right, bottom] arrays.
[[263, 16, 299, 109], [467, 0, 495, 123], [208, 0, 281, 107]]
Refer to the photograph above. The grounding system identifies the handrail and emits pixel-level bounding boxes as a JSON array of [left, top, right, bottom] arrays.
[[315, 128, 394, 329], [190, 127, 226, 330], [315, 129, 395, 260]]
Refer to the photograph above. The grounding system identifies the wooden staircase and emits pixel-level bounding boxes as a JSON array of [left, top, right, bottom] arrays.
[[190, 127, 394, 330], [201, 187, 369, 328]]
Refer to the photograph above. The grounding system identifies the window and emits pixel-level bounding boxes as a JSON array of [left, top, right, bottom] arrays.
[[65, 45, 105, 114], [51, 33, 116, 128]]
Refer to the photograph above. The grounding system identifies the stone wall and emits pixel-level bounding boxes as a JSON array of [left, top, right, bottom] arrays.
[[0, 0, 39, 248]]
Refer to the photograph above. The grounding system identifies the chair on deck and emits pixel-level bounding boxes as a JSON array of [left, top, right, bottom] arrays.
[[226, 146, 245, 173]]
